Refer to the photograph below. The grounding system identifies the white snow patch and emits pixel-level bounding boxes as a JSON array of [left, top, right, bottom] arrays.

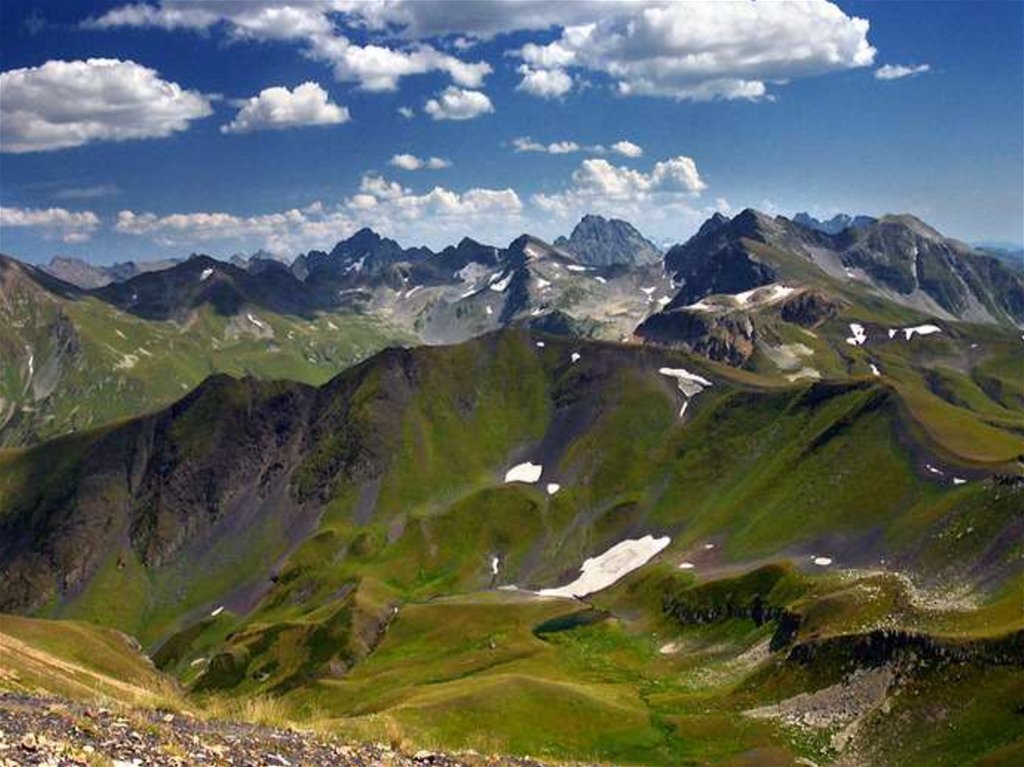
[[735, 283, 795, 306], [538, 535, 671, 599], [888, 328, 898, 339], [900, 324, 941, 340], [658, 367, 713, 388], [505, 462, 543, 484], [566, 264, 587, 272], [486, 305, 494, 316], [657, 296, 672, 306], [326, 320, 338, 330], [571, 352, 581, 363], [536, 277, 551, 289], [704, 543, 715, 550], [114, 329, 126, 339], [210, 606, 224, 617], [489, 273, 513, 292], [491, 556, 500, 575], [497, 585, 519, 592], [952, 477, 967, 486], [405, 285, 422, 298], [199, 267, 214, 281], [246, 313, 266, 330], [659, 641, 681, 655], [546, 483, 561, 496], [813, 557, 833, 567], [641, 286, 657, 296], [845, 323, 867, 347], [678, 562, 695, 570], [115, 354, 139, 371], [926, 464, 944, 476], [869, 363, 881, 377], [594, 276, 607, 284], [535, 341, 546, 348]]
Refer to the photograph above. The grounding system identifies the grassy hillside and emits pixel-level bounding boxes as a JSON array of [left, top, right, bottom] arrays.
[[1, 329, 1020, 764]]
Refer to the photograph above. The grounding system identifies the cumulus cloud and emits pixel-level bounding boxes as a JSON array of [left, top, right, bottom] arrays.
[[86, 2, 492, 93], [424, 87, 494, 120], [516, 66, 573, 99], [0, 205, 101, 242], [875, 63, 931, 80], [221, 81, 349, 134], [530, 154, 708, 233], [113, 174, 523, 252], [515, 1, 876, 101], [0, 58, 212, 153], [611, 140, 643, 158], [389, 153, 452, 170]]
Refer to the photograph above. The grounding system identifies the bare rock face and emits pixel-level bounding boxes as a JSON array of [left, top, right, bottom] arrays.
[[778, 290, 843, 327], [636, 308, 755, 366], [554, 214, 662, 267]]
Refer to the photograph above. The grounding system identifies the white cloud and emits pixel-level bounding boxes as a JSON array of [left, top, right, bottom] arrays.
[[112, 174, 523, 252], [516, 65, 573, 99], [424, 87, 494, 120], [611, 140, 643, 158], [571, 157, 706, 198], [0, 58, 212, 153], [87, 2, 493, 93], [0, 205, 101, 242], [516, 1, 876, 101], [397, 106, 415, 119], [512, 137, 581, 154], [221, 81, 349, 134], [389, 153, 452, 170], [875, 63, 931, 80], [530, 154, 708, 235]]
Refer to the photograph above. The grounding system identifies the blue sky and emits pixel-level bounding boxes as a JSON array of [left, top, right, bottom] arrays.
[[1, 0, 1021, 265]]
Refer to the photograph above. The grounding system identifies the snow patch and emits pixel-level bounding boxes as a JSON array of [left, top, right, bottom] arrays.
[[537, 534, 671, 599], [246, 313, 266, 330], [900, 324, 941, 340], [490, 556, 500, 575], [210, 606, 224, 617], [953, 478, 967, 485], [869, 363, 881, 377], [926, 464, 944, 476], [485, 305, 493, 316], [536, 277, 551, 289], [199, 267, 214, 281], [570, 352, 581, 363], [566, 264, 587, 272], [505, 462, 543, 484], [678, 562, 695, 570], [594, 275, 607, 284], [845, 323, 867, 347], [546, 483, 561, 496], [812, 557, 833, 567], [641, 286, 657, 296], [535, 341, 545, 348], [489, 273, 513, 292]]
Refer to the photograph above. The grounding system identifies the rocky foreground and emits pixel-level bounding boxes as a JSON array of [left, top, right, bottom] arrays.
[[0, 693, 561, 767]]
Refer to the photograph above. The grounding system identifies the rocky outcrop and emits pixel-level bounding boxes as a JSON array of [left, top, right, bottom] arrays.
[[636, 309, 755, 365]]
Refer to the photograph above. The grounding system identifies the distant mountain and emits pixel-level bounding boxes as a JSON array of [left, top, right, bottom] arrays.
[[793, 211, 877, 235], [41, 255, 182, 289], [975, 245, 1023, 273], [93, 254, 326, 321], [554, 214, 661, 266], [658, 209, 1023, 326]]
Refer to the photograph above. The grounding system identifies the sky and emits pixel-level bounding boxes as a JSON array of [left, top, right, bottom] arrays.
[[1, 0, 1022, 265]]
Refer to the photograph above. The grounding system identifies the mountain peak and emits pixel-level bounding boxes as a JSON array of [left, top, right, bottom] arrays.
[[554, 213, 660, 267]]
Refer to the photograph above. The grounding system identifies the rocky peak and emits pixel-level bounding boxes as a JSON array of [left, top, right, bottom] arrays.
[[553, 214, 661, 267]]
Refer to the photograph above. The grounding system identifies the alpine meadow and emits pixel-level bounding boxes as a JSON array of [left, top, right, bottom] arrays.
[[0, 2, 1022, 766]]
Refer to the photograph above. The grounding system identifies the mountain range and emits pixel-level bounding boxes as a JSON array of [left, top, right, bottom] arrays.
[[2, 209, 1023, 765]]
